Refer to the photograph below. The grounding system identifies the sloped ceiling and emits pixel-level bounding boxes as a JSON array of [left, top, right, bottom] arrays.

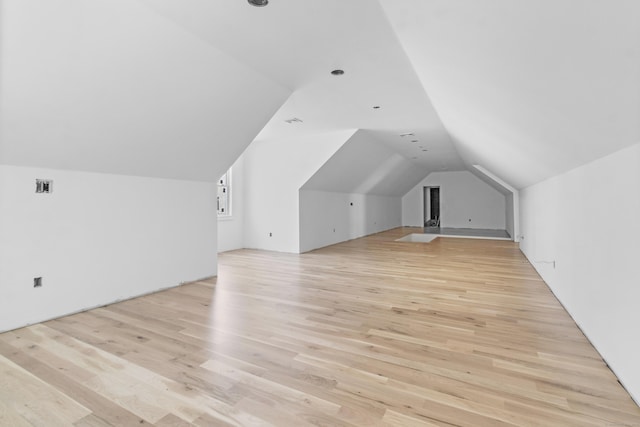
[[117, 0, 465, 174], [301, 130, 427, 197], [2, 0, 638, 190], [380, 0, 640, 189], [0, 0, 290, 181]]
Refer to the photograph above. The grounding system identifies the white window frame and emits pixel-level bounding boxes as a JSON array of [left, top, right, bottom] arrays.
[[217, 168, 232, 218]]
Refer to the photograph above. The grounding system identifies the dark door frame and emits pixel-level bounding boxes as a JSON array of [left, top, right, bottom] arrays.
[[423, 186, 440, 226]]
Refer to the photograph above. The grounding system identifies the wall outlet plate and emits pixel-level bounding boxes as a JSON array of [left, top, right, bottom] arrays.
[[36, 179, 53, 193]]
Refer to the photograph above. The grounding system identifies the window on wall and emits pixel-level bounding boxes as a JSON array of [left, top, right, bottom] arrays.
[[217, 169, 231, 217]]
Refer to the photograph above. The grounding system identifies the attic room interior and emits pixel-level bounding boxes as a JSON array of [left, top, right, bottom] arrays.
[[0, 0, 639, 425]]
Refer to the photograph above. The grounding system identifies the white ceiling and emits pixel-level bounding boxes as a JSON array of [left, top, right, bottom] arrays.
[[0, 0, 290, 181], [380, 0, 640, 188], [1, 0, 638, 190], [301, 130, 428, 197], [133, 0, 465, 172]]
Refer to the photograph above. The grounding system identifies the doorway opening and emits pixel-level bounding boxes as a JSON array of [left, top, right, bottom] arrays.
[[423, 186, 440, 227]]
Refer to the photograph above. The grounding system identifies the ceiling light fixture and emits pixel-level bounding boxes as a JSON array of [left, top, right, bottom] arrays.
[[331, 69, 345, 76], [248, 0, 268, 6]]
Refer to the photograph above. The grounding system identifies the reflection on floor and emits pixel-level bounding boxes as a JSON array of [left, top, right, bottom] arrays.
[[424, 226, 511, 240], [395, 233, 439, 243]]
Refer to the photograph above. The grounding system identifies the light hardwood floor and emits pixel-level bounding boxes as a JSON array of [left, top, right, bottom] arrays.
[[1, 228, 638, 426]]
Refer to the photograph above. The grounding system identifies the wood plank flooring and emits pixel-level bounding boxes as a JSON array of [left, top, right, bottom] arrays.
[[1, 228, 638, 426]]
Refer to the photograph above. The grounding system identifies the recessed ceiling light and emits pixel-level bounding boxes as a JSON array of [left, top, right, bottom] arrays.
[[248, 0, 268, 6], [284, 117, 303, 124], [372, 106, 381, 109], [400, 132, 414, 137], [331, 69, 344, 76]]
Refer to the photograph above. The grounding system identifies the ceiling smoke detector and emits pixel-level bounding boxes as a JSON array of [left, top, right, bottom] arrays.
[[248, 0, 269, 6], [284, 117, 303, 124], [331, 69, 345, 76]]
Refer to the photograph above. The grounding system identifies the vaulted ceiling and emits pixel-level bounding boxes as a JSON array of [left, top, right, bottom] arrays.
[[1, 0, 638, 190], [0, 0, 290, 181], [380, 0, 640, 189], [301, 130, 428, 197]]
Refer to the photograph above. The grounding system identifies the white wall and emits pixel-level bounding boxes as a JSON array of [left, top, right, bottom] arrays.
[[0, 165, 217, 333], [519, 142, 640, 403], [243, 130, 354, 253], [402, 171, 506, 229], [299, 190, 401, 252], [218, 156, 245, 253], [505, 192, 515, 239], [470, 164, 519, 241]]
